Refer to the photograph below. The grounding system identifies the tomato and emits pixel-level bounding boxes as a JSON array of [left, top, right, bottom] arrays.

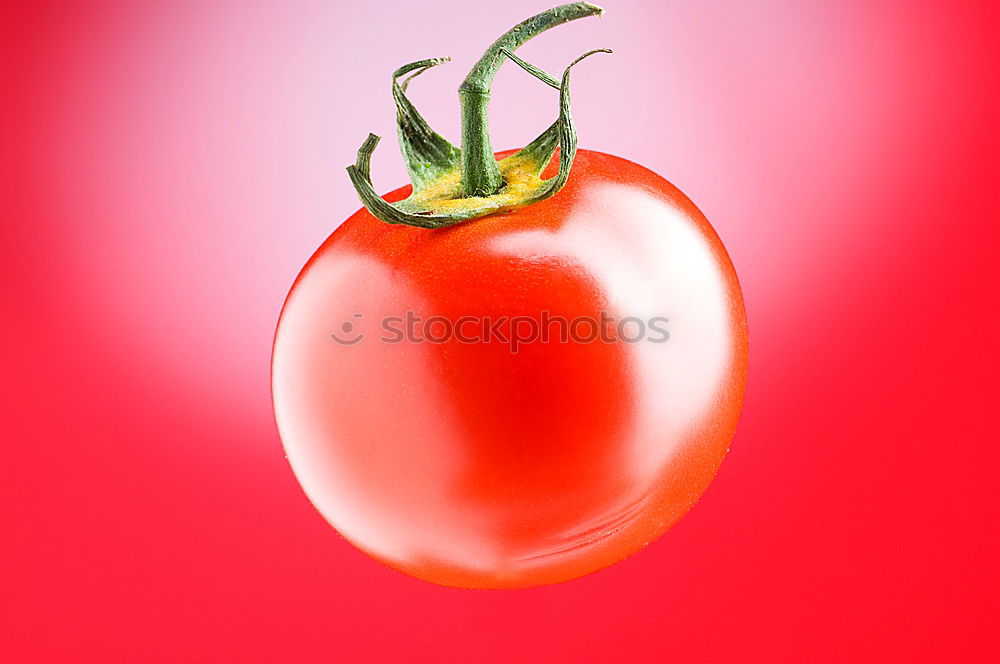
[[271, 149, 747, 588]]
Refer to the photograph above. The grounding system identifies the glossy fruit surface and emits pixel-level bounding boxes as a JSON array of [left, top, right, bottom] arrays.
[[272, 150, 747, 588]]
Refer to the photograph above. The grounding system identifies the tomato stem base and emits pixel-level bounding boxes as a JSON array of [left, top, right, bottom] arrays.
[[346, 3, 609, 229]]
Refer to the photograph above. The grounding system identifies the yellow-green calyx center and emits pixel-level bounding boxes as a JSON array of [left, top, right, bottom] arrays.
[[407, 153, 552, 216]]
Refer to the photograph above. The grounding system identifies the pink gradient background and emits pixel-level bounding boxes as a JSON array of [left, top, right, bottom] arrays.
[[3, 0, 997, 661]]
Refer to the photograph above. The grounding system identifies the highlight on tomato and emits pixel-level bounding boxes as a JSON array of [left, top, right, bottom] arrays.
[[272, 3, 747, 589]]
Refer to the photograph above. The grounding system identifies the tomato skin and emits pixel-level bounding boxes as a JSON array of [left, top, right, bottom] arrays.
[[272, 150, 747, 589]]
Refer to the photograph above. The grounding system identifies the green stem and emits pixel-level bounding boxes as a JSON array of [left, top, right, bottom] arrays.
[[458, 2, 603, 197], [458, 91, 499, 197]]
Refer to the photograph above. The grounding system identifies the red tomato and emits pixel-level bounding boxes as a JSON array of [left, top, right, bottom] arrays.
[[271, 150, 747, 588]]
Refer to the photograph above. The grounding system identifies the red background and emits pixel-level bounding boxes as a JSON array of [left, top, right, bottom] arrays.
[[3, 0, 997, 661]]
